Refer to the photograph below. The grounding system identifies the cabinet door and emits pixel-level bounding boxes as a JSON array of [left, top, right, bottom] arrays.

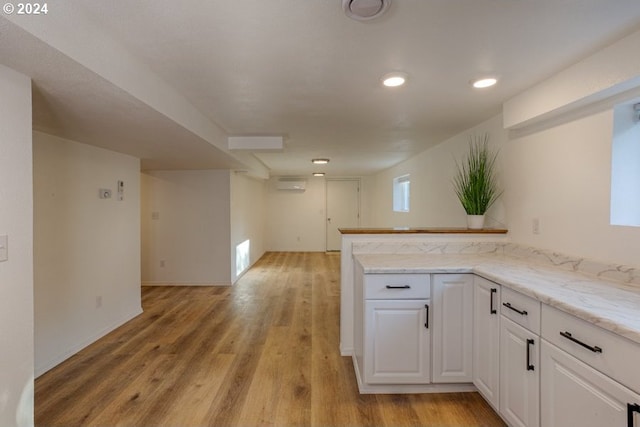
[[364, 299, 430, 384], [432, 274, 473, 383], [500, 317, 540, 427], [541, 340, 640, 427], [473, 276, 500, 409]]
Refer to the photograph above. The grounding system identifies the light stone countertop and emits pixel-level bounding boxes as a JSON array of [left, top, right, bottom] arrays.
[[354, 253, 640, 345]]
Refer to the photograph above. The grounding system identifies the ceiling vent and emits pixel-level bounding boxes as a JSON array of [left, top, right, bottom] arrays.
[[342, 0, 391, 21]]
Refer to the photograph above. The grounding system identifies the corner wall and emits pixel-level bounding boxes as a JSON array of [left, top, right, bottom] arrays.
[[33, 132, 142, 376], [0, 64, 34, 426], [141, 170, 232, 285], [230, 172, 267, 282]]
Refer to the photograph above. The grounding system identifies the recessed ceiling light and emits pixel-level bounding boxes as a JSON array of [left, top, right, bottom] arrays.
[[313, 172, 325, 177], [472, 77, 498, 89], [382, 72, 407, 87], [311, 158, 330, 164], [343, 0, 392, 21]]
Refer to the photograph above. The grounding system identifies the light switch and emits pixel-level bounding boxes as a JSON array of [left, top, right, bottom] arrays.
[[117, 180, 124, 201], [0, 235, 7, 262]]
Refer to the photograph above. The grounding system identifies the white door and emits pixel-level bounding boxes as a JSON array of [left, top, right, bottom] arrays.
[[500, 317, 540, 427], [473, 277, 501, 410], [541, 340, 640, 427], [364, 299, 431, 384], [432, 274, 473, 383], [326, 179, 360, 251]]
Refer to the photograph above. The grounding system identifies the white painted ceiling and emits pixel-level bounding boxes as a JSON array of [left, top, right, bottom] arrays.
[[3, 1, 640, 176]]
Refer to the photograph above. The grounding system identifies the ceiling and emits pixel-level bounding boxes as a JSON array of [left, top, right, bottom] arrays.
[[3, 0, 640, 176]]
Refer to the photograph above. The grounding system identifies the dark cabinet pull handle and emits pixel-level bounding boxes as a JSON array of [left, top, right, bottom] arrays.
[[526, 339, 535, 371], [424, 304, 429, 329], [503, 302, 528, 316], [490, 288, 497, 314], [560, 331, 603, 353], [386, 285, 411, 289], [628, 403, 640, 427]]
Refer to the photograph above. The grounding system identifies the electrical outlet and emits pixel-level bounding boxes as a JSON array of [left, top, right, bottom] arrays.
[[96, 296, 103, 308]]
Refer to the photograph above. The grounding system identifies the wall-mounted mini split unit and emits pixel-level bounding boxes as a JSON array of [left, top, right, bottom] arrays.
[[276, 178, 306, 191]]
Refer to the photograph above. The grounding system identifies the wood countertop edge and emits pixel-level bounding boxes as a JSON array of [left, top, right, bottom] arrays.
[[338, 227, 508, 235]]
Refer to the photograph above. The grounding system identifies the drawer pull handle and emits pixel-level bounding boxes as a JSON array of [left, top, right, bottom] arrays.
[[386, 285, 411, 289], [490, 288, 497, 314], [526, 339, 535, 371], [560, 331, 603, 353], [628, 403, 640, 427], [503, 302, 528, 316]]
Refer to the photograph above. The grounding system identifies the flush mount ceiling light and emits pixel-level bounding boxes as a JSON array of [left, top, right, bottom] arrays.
[[313, 172, 326, 177], [471, 77, 498, 89], [382, 72, 407, 87], [343, 0, 392, 21], [311, 158, 330, 164]]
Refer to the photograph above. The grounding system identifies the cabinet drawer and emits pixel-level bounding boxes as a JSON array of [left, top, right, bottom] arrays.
[[364, 274, 430, 299], [542, 304, 640, 394], [500, 287, 541, 334]]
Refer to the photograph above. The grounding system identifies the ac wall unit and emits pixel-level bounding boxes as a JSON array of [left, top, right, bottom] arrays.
[[276, 178, 306, 191]]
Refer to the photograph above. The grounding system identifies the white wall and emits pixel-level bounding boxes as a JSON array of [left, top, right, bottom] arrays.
[[33, 132, 142, 376], [230, 173, 267, 282], [371, 115, 508, 229], [0, 65, 33, 426], [371, 108, 640, 268], [266, 177, 326, 251], [504, 109, 640, 266], [141, 170, 232, 285], [265, 176, 375, 251]]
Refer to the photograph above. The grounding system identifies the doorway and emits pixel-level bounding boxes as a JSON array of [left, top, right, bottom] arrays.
[[326, 179, 360, 251]]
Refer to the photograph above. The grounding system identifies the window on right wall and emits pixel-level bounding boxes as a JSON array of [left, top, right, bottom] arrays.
[[610, 100, 640, 227], [393, 174, 410, 212]]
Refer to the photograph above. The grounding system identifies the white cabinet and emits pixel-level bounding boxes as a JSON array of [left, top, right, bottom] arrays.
[[364, 299, 431, 384], [541, 340, 640, 427], [473, 276, 500, 410], [540, 304, 640, 426], [432, 274, 473, 383], [500, 317, 540, 427], [352, 265, 432, 391], [500, 296, 540, 427]]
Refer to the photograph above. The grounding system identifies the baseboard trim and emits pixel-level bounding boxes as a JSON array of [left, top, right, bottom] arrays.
[[35, 306, 143, 378], [141, 282, 232, 287]]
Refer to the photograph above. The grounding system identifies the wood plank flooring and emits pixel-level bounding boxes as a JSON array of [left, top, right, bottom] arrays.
[[35, 252, 506, 427]]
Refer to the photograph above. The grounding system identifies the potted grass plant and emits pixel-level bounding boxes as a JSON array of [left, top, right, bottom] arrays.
[[452, 133, 502, 229]]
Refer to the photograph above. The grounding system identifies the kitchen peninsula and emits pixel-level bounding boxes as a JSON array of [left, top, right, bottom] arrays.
[[339, 228, 640, 426]]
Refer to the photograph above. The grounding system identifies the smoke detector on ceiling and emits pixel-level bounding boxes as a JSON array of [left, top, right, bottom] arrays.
[[342, 0, 391, 21]]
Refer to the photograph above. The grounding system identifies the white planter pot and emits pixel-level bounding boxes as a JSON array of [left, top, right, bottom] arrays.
[[467, 214, 485, 229]]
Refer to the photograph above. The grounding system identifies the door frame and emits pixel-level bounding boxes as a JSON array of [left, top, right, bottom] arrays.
[[325, 178, 361, 252]]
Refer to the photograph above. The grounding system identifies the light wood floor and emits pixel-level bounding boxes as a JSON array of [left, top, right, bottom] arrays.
[[35, 252, 506, 427]]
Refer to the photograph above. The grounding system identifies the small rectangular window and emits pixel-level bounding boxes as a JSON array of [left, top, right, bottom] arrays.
[[236, 239, 250, 277], [611, 101, 640, 227], [393, 174, 410, 212]]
